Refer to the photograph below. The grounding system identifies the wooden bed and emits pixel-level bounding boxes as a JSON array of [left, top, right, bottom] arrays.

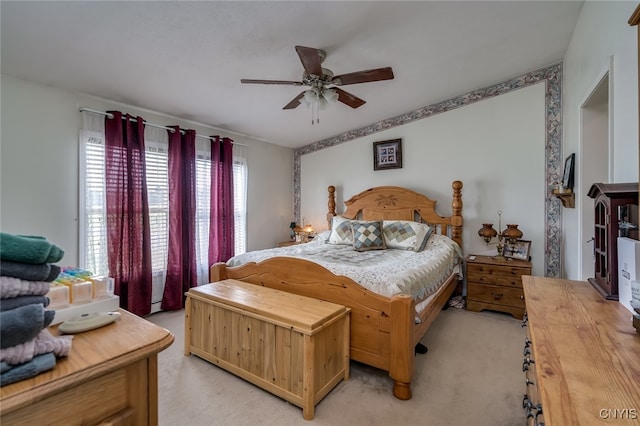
[[210, 181, 463, 400]]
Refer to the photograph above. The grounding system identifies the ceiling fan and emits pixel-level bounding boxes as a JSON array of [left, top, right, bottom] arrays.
[[240, 46, 394, 112]]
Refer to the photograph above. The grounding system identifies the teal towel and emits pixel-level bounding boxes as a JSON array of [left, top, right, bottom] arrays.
[[0, 233, 64, 264], [0, 352, 56, 387]]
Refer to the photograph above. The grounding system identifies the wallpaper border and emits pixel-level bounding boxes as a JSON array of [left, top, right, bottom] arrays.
[[293, 63, 562, 277]]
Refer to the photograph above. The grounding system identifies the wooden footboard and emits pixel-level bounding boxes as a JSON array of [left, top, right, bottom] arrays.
[[210, 258, 459, 400]]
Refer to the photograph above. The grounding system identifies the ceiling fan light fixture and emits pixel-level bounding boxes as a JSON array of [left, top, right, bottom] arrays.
[[322, 88, 338, 104], [302, 88, 319, 106]]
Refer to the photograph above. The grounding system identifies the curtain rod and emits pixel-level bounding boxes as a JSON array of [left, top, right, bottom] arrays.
[[79, 107, 248, 147]]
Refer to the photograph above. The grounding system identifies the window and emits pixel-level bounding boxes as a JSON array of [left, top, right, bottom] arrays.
[[80, 130, 109, 277], [144, 137, 169, 274], [80, 113, 247, 291], [233, 151, 248, 255]]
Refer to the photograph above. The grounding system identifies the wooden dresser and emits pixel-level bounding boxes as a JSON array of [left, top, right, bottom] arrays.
[[466, 255, 531, 319], [522, 276, 640, 425], [0, 309, 174, 426]]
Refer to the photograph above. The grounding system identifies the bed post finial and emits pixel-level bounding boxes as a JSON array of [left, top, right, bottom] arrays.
[[327, 185, 336, 229], [451, 180, 463, 247]]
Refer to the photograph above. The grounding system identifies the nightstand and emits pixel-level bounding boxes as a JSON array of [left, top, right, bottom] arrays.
[[466, 254, 532, 319]]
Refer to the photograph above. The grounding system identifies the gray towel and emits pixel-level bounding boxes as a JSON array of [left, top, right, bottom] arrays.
[[0, 295, 50, 312], [0, 304, 55, 349], [1, 328, 73, 365], [0, 233, 64, 264], [0, 352, 56, 387], [0, 276, 51, 299], [0, 260, 60, 282]]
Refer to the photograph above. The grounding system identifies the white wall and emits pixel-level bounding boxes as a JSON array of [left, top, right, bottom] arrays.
[[562, 1, 639, 280], [0, 75, 294, 266], [300, 83, 546, 276]]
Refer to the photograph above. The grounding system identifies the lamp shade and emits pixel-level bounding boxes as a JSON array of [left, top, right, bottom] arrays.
[[302, 88, 319, 106], [478, 223, 498, 243], [502, 224, 523, 242], [323, 89, 338, 104]]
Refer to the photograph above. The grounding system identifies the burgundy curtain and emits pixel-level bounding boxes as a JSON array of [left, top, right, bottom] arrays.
[[162, 127, 197, 310], [208, 136, 235, 265], [104, 111, 153, 317]]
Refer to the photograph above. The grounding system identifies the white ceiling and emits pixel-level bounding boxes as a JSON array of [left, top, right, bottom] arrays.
[[1, 1, 584, 149]]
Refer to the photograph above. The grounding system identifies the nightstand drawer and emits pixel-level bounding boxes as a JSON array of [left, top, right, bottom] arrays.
[[467, 265, 529, 288], [468, 282, 525, 308]]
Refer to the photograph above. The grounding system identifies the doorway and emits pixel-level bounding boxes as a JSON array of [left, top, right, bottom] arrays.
[[580, 70, 611, 280]]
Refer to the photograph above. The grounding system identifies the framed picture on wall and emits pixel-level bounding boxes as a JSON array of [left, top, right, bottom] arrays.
[[373, 139, 402, 171]]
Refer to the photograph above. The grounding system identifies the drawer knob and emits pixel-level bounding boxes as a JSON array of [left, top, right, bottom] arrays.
[[535, 403, 545, 426], [525, 406, 535, 419], [522, 356, 535, 371], [522, 394, 533, 409], [492, 292, 504, 300]]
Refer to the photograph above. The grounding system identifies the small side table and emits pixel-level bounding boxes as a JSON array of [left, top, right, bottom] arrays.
[[466, 254, 532, 319]]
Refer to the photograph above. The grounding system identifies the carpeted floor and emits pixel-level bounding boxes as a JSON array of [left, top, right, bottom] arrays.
[[147, 306, 526, 426]]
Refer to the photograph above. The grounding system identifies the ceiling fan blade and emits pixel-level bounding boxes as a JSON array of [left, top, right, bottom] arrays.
[[295, 45, 323, 76], [283, 91, 306, 110], [241, 79, 303, 86], [334, 88, 366, 109], [331, 67, 394, 86]]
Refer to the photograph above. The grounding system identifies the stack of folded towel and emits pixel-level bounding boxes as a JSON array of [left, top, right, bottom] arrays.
[[0, 232, 74, 387]]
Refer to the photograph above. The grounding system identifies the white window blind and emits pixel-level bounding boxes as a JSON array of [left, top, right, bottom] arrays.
[[143, 129, 169, 274], [195, 142, 212, 285], [233, 145, 248, 255], [80, 131, 109, 277]]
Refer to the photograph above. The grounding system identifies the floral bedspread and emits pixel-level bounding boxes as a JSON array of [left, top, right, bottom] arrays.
[[227, 231, 463, 302]]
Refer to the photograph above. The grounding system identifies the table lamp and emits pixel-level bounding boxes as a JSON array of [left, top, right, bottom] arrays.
[[478, 210, 523, 258]]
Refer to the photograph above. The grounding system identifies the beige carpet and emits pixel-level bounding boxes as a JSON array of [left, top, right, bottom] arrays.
[[147, 307, 526, 426]]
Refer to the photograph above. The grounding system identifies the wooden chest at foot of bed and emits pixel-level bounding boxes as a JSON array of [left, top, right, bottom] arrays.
[[184, 279, 350, 420]]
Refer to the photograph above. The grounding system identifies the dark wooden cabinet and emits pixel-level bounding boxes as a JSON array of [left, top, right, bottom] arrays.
[[587, 182, 638, 300]]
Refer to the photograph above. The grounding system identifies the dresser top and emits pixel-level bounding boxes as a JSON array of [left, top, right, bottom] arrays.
[[523, 276, 640, 425], [467, 254, 531, 268]]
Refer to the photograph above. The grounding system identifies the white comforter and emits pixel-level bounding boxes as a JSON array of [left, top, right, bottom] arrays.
[[227, 231, 462, 302]]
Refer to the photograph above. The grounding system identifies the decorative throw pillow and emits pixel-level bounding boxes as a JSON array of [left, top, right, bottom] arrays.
[[326, 216, 354, 245], [382, 220, 433, 252], [351, 220, 386, 252]]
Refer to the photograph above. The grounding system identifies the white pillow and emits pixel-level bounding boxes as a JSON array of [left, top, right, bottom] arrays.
[[326, 216, 354, 245], [382, 220, 433, 252]]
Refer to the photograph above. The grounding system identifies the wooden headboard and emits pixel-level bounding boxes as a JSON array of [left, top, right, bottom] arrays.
[[326, 181, 463, 247]]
